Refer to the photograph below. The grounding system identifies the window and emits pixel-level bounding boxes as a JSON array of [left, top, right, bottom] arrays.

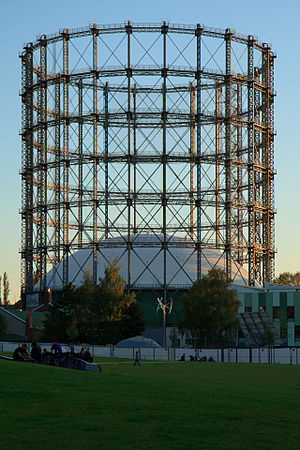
[[280, 324, 287, 339], [245, 306, 252, 313], [294, 326, 300, 341], [287, 306, 294, 320], [273, 306, 280, 319]]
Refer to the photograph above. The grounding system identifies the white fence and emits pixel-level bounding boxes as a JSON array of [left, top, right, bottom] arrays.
[[1, 341, 300, 365]]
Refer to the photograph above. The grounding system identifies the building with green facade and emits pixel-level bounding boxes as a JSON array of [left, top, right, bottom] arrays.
[[137, 283, 300, 347], [237, 283, 300, 347]]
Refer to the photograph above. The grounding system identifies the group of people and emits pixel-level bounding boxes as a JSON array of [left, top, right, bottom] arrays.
[[13, 342, 93, 363], [70, 345, 93, 363], [13, 342, 47, 362], [179, 353, 215, 362]]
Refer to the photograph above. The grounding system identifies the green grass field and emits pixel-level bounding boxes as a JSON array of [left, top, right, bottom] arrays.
[[1, 358, 300, 449]]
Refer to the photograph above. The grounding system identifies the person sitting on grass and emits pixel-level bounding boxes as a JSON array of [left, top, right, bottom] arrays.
[[199, 356, 207, 362], [50, 341, 63, 365], [41, 348, 50, 361], [13, 344, 29, 361], [79, 346, 85, 358], [82, 348, 93, 363], [31, 342, 42, 362], [179, 353, 186, 361]]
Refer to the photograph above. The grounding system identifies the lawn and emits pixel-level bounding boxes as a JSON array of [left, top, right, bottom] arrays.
[[1, 359, 300, 449]]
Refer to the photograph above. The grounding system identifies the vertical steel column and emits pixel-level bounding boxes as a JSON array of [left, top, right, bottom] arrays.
[[78, 79, 83, 248], [21, 45, 34, 297], [126, 22, 132, 292], [92, 24, 98, 283], [254, 74, 262, 284], [20, 52, 27, 295], [62, 29, 69, 285], [195, 24, 202, 280], [42, 38, 47, 291], [237, 81, 243, 264], [133, 83, 137, 234], [225, 29, 232, 281], [269, 52, 276, 281], [28, 46, 34, 295], [54, 77, 61, 265], [36, 53, 42, 291], [247, 36, 255, 286], [215, 82, 221, 248], [161, 22, 168, 310], [262, 47, 270, 282], [189, 82, 195, 239], [104, 82, 109, 239], [38, 36, 47, 294]]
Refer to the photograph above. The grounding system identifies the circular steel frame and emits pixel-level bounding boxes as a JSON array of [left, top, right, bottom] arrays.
[[20, 22, 276, 306]]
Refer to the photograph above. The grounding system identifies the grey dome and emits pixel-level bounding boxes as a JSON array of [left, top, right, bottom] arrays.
[[116, 336, 161, 348], [35, 233, 254, 291]]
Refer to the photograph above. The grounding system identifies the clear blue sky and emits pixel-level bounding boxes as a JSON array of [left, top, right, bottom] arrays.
[[0, 0, 299, 302]]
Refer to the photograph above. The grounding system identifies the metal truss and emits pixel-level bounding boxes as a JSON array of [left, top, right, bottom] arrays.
[[20, 22, 276, 306]]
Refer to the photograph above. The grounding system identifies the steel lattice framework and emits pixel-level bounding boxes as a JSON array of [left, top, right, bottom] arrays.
[[20, 22, 276, 306]]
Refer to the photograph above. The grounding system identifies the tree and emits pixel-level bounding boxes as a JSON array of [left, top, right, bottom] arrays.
[[169, 324, 179, 348], [264, 322, 275, 363], [179, 269, 241, 348], [42, 283, 78, 342], [264, 322, 275, 347], [82, 260, 145, 343], [0, 314, 7, 338], [3, 272, 10, 305], [42, 260, 145, 344], [273, 272, 300, 286], [66, 318, 80, 343], [119, 302, 145, 341]]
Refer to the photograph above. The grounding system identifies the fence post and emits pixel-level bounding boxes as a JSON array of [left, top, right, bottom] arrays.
[[249, 347, 252, 363], [221, 348, 224, 362]]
